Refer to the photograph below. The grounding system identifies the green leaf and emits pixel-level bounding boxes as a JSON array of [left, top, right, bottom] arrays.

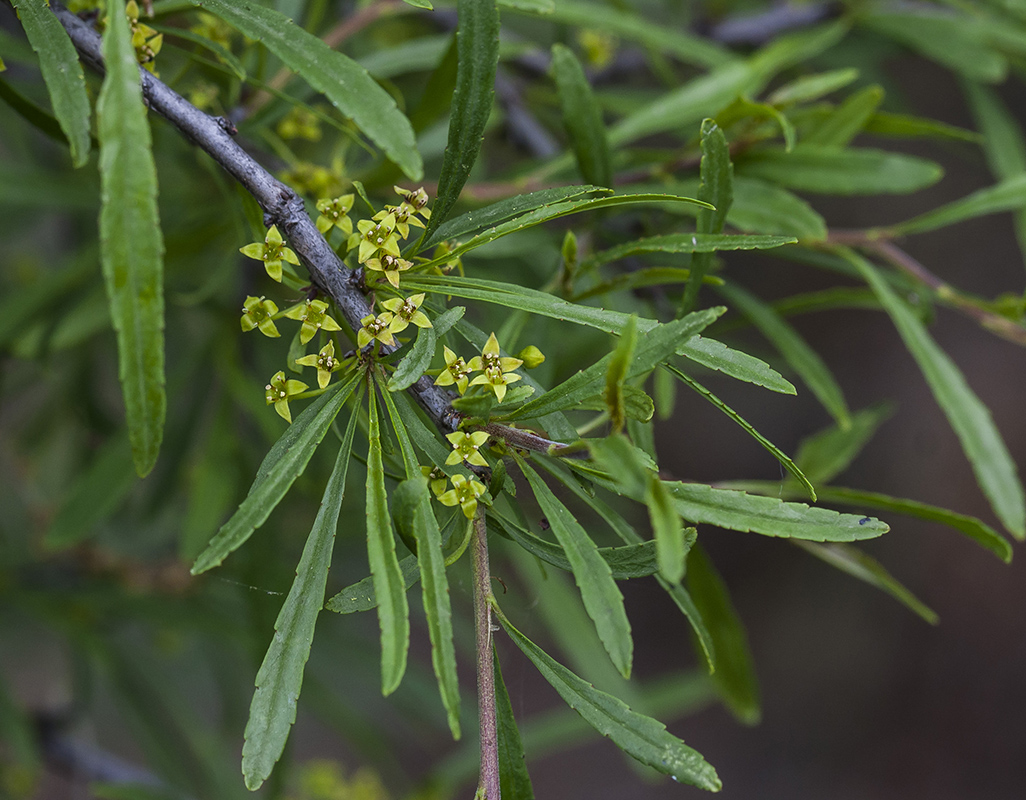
[[489, 506, 664, 580], [860, 9, 1007, 83], [45, 435, 136, 549], [813, 486, 1013, 564], [506, 308, 723, 421], [845, 250, 1026, 539], [325, 555, 421, 614], [717, 281, 851, 427], [392, 477, 461, 739], [794, 404, 895, 485], [12, 0, 91, 167], [493, 648, 535, 800], [802, 85, 883, 148], [572, 267, 697, 302], [191, 0, 422, 179], [191, 374, 360, 574], [677, 335, 796, 395], [366, 384, 411, 694], [795, 541, 939, 624], [737, 146, 943, 195], [421, 185, 609, 251], [551, 43, 612, 188], [517, 457, 633, 678], [420, 193, 714, 268], [241, 410, 358, 790], [887, 173, 1026, 236], [664, 364, 816, 501], [153, 23, 247, 79], [378, 380, 419, 479], [509, 0, 732, 69], [768, 68, 860, 106], [686, 545, 760, 724], [98, 0, 166, 477], [493, 607, 721, 791], [604, 316, 637, 434], [577, 384, 654, 423], [583, 233, 798, 271], [426, 0, 498, 233], [862, 111, 979, 143], [646, 474, 688, 585]]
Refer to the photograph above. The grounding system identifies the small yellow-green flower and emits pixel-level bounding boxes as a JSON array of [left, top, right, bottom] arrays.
[[265, 370, 308, 423], [281, 161, 344, 199], [395, 185, 432, 222], [240, 296, 280, 337], [315, 194, 354, 235], [283, 299, 342, 345], [517, 345, 546, 369], [126, 1, 162, 74], [437, 474, 487, 519], [445, 431, 491, 467], [434, 346, 472, 394], [365, 253, 413, 288], [350, 218, 401, 264], [190, 12, 233, 49], [357, 313, 397, 349], [277, 106, 322, 142], [240, 225, 300, 282], [421, 465, 448, 498], [467, 333, 523, 403], [431, 241, 462, 275], [295, 341, 345, 389], [380, 294, 431, 333]]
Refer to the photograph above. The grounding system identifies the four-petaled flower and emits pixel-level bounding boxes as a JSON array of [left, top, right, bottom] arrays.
[[421, 466, 448, 498], [434, 346, 472, 394], [240, 225, 300, 282], [295, 341, 346, 389], [265, 370, 308, 423], [438, 474, 487, 519], [380, 294, 431, 333], [467, 333, 523, 402], [283, 299, 342, 344], [365, 252, 413, 288], [240, 296, 280, 338], [350, 218, 401, 264], [395, 186, 432, 222], [357, 312, 398, 349], [445, 431, 491, 467], [315, 194, 354, 235]]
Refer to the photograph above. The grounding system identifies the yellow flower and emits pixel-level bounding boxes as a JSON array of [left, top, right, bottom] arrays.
[[437, 474, 487, 519], [295, 341, 346, 389], [380, 294, 431, 333], [434, 346, 472, 394], [445, 431, 491, 467], [315, 194, 354, 235], [349, 217, 401, 264], [265, 370, 309, 423], [240, 296, 280, 337], [283, 299, 342, 345], [467, 333, 523, 403], [239, 225, 300, 282], [421, 466, 448, 498], [364, 252, 413, 288], [357, 313, 397, 349]]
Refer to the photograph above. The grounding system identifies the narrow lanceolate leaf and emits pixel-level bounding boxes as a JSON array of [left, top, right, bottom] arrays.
[[12, 0, 90, 167], [242, 410, 358, 790], [191, 0, 421, 179], [886, 173, 1026, 236], [801, 85, 883, 148], [646, 474, 687, 585], [551, 43, 612, 188], [717, 281, 850, 428], [493, 648, 535, 800], [421, 185, 609, 250], [518, 457, 633, 679], [494, 608, 721, 792], [687, 545, 760, 724], [847, 251, 1026, 539], [507, 308, 723, 421], [583, 233, 797, 271], [677, 336, 796, 395], [768, 68, 860, 106], [794, 404, 895, 486], [795, 541, 939, 624], [325, 555, 421, 614], [737, 146, 943, 195], [366, 386, 411, 694], [426, 0, 499, 233], [665, 364, 816, 501], [604, 316, 637, 434], [682, 119, 734, 314], [388, 324, 436, 392], [98, 0, 165, 477], [392, 476, 461, 739], [191, 374, 360, 574]]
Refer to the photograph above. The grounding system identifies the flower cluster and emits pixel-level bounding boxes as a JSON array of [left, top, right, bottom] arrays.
[[356, 293, 432, 350], [435, 333, 527, 403], [347, 186, 432, 288], [125, 1, 162, 74]]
